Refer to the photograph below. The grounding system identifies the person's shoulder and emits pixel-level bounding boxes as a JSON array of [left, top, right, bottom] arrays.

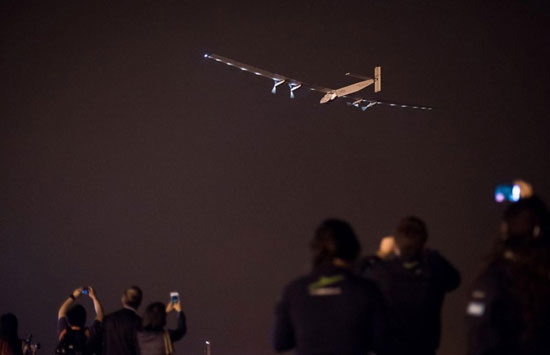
[[423, 249, 448, 263], [349, 272, 382, 291], [475, 259, 511, 287], [104, 308, 122, 319], [57, 316, 70, 332], [105, 308, 139, 320], [283, 274, 311, 292], [359, 255, 384, 271]]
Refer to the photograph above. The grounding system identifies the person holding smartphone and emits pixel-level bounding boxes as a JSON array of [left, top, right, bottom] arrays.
[[56, 286, 103, 355], [360, 217, 460, 355], [137, 292, 187, 355], [466, 196, 550, 355]]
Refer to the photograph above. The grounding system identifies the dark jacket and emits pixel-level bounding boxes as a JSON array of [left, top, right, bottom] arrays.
[[274, 264, 394, 355], [102, 308, 142, 355], [466, 258, 550, 355], [361, 250, 460, 355], [137, 311, 187, 355]]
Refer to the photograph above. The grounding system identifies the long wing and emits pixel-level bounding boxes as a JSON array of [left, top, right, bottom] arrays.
[[205, 53, 433, 111], [204, 53, 332, 94]]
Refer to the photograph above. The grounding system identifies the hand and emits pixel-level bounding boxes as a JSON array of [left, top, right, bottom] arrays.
[[514, 179, 534, 199], [173, 300, 182, 312], [87, 286, 97, 299], [377, 236, 397, 259], [72, 287, 84, 299], [166, 300, 182, 313]]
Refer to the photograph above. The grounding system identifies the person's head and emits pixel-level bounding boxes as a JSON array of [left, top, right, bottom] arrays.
[[0, 313, 18, 340], [394, 216, 428, 260], [142, 302, 167, 331], [121, 285, 143, 310], [311, 218, 360, 267], [501, 196, 548, 247], [66, 304, 87, 328]]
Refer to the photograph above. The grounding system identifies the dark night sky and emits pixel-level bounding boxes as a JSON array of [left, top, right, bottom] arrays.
[[1, 1, 550, 354]]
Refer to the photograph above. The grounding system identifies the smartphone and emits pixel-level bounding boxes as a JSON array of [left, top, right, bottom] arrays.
[[495, 184, 521, 203], [81, 287, 89, 295], [170, 291, 179, 304]]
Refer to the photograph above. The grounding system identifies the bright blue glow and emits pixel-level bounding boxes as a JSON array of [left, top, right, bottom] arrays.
[[203, 54, 209, 58], [495, 184, 520, 203]]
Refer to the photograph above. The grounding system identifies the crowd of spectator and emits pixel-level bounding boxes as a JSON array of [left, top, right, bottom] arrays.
[[0, 286, 186, 355], [1, 190, 549, 355]]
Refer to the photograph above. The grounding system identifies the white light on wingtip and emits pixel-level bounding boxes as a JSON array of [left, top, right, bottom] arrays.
[[203, 54, 208, 58], [205, 341, 210, 344]]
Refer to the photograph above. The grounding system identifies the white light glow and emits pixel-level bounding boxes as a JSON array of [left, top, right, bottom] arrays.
[[512, 185, 521, 202]]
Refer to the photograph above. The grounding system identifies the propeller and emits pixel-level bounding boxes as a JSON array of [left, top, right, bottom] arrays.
[[347, 99, 433, 111], [271, 79, 286, 94], [289, 83, 302, 99]]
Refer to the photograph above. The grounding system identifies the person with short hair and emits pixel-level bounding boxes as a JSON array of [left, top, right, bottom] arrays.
[[361, 216, 460, 355], [56, 287, 103, 355], [102, 286, 143, 355], [273, 218, 394, 354], [137, 299, 187, 355]]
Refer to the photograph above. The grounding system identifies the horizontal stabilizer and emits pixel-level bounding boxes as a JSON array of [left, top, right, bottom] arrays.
[[345, 72, 372, 80]]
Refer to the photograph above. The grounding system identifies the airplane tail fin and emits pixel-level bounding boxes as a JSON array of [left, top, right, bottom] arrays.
[[374, 66, 381, 93], [345, 66, 381, 93]]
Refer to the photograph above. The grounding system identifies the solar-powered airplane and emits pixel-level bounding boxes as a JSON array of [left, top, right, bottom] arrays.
[[204, 53, 432, 111]]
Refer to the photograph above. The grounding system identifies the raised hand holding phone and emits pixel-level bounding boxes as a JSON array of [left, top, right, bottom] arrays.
[[168, 291, 182, 312]]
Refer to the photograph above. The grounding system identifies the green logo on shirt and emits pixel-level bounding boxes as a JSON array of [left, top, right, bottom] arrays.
[[308, 275, 345, 292]]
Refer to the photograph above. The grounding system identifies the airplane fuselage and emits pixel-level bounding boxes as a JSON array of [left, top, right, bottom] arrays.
[[320, 78, 374, 104]]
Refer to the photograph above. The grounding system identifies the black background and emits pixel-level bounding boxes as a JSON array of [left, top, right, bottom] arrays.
[[1, 1, 550, 354]]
